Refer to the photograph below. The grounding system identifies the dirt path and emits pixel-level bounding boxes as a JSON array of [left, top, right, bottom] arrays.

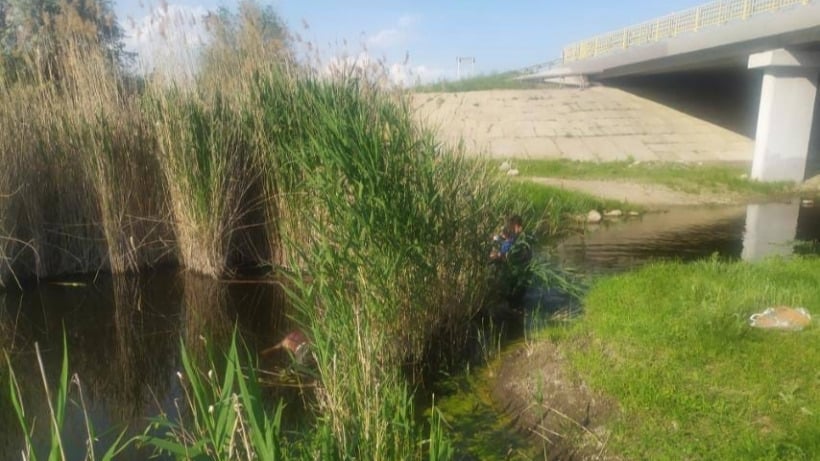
[[529, 176, 743, 209]]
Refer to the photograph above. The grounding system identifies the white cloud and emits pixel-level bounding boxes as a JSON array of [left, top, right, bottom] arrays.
[[388, 62, 445, 86], [123, 3, 211, 77], [322, 15, 446, 87], [366, 14, 418, 49], [318, 40, 447, 87], [321, 51, 444, 87]]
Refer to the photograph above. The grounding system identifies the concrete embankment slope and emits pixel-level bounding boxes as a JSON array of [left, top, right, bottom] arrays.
[[412, 87, 752, 163]]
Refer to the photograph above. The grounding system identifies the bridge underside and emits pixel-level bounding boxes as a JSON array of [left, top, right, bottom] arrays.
[[535, 3, 820, 182], [605, 59, 820, 182]]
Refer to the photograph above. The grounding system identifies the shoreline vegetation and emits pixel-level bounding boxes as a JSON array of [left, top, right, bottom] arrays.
[[439, 257, 820, 460], [514, 158, 795, 197], [0, 1, 598, 459]]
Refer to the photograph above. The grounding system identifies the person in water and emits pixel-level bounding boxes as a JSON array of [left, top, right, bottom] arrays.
[[491, 215, 529, 262], [490, 226, 512, 261], [491, 215, 533, 305], [260, 329, 310, 364]]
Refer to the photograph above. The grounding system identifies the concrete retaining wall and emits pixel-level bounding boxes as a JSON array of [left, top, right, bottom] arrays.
[[412, 87, 753, 163]]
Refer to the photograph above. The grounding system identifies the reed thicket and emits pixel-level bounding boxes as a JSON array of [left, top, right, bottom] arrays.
[[0, 17, 172, 287], [2, 1, 533, 458], [268, 75, 509, 456]]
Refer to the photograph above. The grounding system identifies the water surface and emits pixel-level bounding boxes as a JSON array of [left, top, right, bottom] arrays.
[[1, 200, 818, 458], [556, 201, 820, 275], [0, 271, 296, 460]]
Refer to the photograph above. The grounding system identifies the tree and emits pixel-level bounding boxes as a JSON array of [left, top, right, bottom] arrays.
[[0, 0, 129, 82]]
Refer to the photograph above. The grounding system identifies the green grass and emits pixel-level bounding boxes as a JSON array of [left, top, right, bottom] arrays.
[[507, 180, 639, 234], [566, 257, 820, 460], [514, 158, 794, 196], [413, 71, 554, 93]]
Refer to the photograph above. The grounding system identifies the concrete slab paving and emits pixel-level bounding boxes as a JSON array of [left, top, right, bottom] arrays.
[[412, 87, 754, 164]]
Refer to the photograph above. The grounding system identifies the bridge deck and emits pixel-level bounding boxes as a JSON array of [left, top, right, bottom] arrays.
[[538, 0, 820, 80], [564, 0, 812, 63]]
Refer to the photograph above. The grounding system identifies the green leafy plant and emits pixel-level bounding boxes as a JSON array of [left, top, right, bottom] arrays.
[[6, 336, 130, 461], [140, 331, 287, 460]]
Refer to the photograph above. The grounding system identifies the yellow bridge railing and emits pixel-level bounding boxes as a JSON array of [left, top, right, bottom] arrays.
[[563, 0, 812, 63]]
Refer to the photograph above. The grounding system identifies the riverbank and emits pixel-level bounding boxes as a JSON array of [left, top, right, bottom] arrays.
[[528, 176, 740, 208], [490, 257, 820, 460], [513, 158, 797, 210], [528, 174, 819, 210]]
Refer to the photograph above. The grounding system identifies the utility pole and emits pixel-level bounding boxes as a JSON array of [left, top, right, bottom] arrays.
[[456, 56, 475, 79]]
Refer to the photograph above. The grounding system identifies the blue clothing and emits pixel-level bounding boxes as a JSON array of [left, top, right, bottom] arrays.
[[499, 237, 515, 256]]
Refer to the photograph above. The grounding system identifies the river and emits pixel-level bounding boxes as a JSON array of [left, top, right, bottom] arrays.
[[0, 200, 818, 459]]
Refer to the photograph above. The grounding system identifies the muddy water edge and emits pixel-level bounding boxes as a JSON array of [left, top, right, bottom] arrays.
[[435, 199, 820, 460]]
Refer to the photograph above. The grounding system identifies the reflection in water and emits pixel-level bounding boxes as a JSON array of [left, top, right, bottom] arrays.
[[0, 271, 291, 460], [741, 202, 801, 261], [557, 201, 820, 274]]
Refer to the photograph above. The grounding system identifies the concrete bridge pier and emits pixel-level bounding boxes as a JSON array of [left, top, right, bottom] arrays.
[[748, 49, 820, 182]]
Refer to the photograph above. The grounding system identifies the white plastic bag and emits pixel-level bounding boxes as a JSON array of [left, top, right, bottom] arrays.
[[749, 306, 812, 331]]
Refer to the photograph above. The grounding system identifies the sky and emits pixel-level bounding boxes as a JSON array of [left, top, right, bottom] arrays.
[[117, 0, 702, 83]]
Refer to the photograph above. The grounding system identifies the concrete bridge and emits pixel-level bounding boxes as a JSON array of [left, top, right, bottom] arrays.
[[533, 0, 820, 182]]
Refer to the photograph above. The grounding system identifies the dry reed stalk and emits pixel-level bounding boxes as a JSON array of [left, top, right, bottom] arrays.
[[0, 85, 108, 280], [60, 40, 175, 274], [143, 1, 292, 277], [0, 8, 175, 284], [151, 92, 258, 277]]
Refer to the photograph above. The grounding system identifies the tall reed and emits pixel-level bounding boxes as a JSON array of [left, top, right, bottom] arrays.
[[147, 88, 263, 278], [3, 1, 533, 458], [251, 66, 508, 457], [0, 2, 173, 286], [286, 246, 456, 459], [187, 9, 517, 453], [0, 82, 106, 283], [256, 71, 511, 360]]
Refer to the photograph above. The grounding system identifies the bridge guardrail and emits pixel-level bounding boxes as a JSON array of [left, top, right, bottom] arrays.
[[563, 0, 811, 63]]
